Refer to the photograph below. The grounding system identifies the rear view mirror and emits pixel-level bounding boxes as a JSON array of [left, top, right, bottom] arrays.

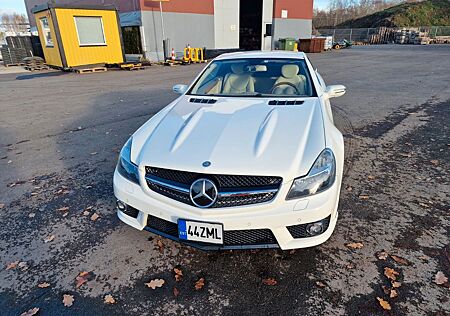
[[173, 84, 188, 94], [325, 85, 346, 98]]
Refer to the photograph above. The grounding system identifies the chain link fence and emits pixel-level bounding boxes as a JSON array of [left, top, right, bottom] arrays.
[[315, 26, 450, 44]]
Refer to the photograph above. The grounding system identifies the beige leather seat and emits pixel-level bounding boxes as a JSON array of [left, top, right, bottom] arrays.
[[222, 64, 255, 94], [273, 64, 307, 95]]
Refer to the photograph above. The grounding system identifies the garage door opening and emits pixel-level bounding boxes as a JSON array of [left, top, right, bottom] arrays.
[[239, 0, 263, 50]]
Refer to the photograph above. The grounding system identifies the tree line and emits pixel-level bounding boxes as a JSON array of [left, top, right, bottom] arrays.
[[313, 0, 420, 28], [0, 13, 29, 42]]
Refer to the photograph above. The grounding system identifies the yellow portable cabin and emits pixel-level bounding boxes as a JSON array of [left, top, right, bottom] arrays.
[[32, 4, 125, 69]]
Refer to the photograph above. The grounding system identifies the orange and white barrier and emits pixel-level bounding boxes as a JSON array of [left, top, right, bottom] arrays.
[[171, 48, 175, 60]]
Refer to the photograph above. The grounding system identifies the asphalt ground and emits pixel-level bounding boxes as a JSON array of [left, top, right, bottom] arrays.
[[0, 45, 449, 315]]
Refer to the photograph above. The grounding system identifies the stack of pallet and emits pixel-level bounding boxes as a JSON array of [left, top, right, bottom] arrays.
[[1, 46, 28, 66], [369, 27, 396, 44], [2, 36, 36, 66], [394, 29, 430, 45], [23, 57, 49, 71]]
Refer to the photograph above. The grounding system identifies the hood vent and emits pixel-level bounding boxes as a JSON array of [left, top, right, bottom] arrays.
[[189, 98, 217, 104], [268, 100, 304, 106]]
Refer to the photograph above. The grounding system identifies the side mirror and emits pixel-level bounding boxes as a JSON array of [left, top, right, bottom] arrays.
[[173, 84, 188, 94], [324, 85, 346, 98]]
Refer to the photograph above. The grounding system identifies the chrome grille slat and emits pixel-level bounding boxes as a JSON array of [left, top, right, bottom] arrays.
[[145, 167, 282, 208]]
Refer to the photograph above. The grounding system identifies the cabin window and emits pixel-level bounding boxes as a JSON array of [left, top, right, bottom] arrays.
[[74, 16, 106, 46], [40, 17, 54, 47]]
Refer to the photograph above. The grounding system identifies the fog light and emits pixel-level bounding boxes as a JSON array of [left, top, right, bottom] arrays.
[[306, 222, 324, 236], [117, 200, 126, 211]]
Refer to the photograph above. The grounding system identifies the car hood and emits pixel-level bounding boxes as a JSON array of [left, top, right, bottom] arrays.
[[131, 95, 325, 182]]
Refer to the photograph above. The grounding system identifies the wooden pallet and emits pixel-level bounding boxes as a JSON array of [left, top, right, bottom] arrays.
[[73, 67, 107, 74], [25, 65, 50, 71], [120, 63, 144, 71], [4, 63, 25, 67], [164, 60, 183, 66]]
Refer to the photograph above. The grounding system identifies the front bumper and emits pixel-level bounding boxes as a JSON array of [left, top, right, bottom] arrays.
[[113, 168, 340, 250]]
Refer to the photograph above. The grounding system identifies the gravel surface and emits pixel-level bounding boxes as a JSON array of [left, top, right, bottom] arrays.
[[0, 45, 449, 315]]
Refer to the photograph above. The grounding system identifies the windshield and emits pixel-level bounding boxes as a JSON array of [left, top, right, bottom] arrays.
[[189, 58, 315, 97]]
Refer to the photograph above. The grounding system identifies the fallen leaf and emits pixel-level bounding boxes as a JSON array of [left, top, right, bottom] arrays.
[[377, 297, 391, 310], [430, 159, 439, 165], [90, 213, 99, 221], [381, 285, 390, 295], [435, 271, 448, 285], [20, 307, 39, 316], [262, 278, 277, 286], [346, 186, 353, 191], [367, 175, 376, 180], [315, 281, 326, 288], [57, 206, 69, 212], [82, 210, 90, 216], [28, 213, 36, 218], [75, 271, 90, 288], [157, 239, 164, 253], [390, 289, 398, 298], [63, 294, 74, 307], [31, 192, 39, 196], [174, 268, 183, 282], [90, 152, 98, 155], [38, 282, 50, 288], [384, 267, 399, 281], [418, 202, 430, 208], [358, 195, 370, 200], [392, 281, 401, 288], [390, 255, 410, 265], [0, 203, 5, 209], [6, 261, 19, 270], [377, 251, 389, 260], [195, 277, 205, 290], [346, 242, 364, 249], [346, 263, 355, 269], [44, 235, 55, 243], [104, 294, 116, 304], [173, 287, 180, 297], [145, 278, 165, 289], [399, 152, 411, 158]]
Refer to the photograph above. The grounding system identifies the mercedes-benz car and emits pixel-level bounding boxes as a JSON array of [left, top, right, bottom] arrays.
[[114, 51, 346, 250]]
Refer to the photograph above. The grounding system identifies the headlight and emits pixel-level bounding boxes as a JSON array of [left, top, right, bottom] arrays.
[[117, 138, 139, 184], [286, 148, 336, 200]]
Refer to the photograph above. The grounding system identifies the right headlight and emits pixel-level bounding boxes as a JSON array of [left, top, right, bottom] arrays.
[[116, 137, 139, 185], [286, 148, 336, 200]]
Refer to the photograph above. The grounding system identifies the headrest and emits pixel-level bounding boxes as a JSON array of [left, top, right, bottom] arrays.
[[231, 63, 246, 74], [281, 65, 299, 79]]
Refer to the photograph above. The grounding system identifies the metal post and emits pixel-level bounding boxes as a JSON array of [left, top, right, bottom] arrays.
[[159, 1, 166, 61], [349, 28, 352, 41]]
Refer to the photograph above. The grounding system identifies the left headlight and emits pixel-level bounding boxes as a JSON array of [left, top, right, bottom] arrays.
[[117, 138, 139, 185], [286, 148, 336, 200]]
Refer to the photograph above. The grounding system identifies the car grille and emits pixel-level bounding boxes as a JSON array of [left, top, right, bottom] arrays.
[[145, 167, 282, 208], [287, 216, 331, 238], [146, 215, 278, 249]]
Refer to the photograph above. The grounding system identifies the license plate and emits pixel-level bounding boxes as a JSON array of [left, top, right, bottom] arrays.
[[178, 219, 223, 244]]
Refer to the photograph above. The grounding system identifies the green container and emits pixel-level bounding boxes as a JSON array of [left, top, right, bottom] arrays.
[[279, 38, 297, 51]]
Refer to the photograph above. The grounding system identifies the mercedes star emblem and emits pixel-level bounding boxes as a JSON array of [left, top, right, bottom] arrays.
[[202, 161, 211, 167], [189, 178, 218, 208]]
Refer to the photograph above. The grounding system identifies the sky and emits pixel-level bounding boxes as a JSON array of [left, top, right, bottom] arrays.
[[314, 0, 331, 10], [0, 0, 330, 16], [0, 0, 27, 15]]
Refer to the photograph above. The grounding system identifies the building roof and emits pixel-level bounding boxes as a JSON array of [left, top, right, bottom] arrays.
[[31, 3, 117, 14], [215, 50, 307, 60]]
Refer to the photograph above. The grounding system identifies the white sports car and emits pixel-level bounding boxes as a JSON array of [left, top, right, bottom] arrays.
[[114, 51, 346, 250]]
